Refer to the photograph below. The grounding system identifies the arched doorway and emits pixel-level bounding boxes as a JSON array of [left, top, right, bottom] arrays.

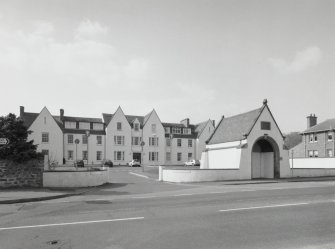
[[251, 136, 280, 179]]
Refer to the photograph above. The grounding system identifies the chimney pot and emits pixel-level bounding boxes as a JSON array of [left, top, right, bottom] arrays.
[[60, 109, 64, 120]]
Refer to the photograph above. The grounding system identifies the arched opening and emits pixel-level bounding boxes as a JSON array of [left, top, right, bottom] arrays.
[[251, 136, 280, 179]]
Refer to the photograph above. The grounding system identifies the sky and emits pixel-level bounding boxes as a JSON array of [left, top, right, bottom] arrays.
[[0, 0, 334, 133]]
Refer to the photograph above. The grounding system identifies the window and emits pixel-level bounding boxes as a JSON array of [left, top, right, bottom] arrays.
[[79, 122, 90, 130], [165, 127, 170, 134], [114, 151, 125, 161], [93, 123, 103, 130], [97, 136, 102, 145], [177, 153, 182, 161], [166, 138, 171, 147], [134, 123, 140, 131], [82, 135, 88, 144], [328, 132, 333, 141], [314, 150, 319, 157], [149, 137, 159, 146], [132, 136, 142, 146], [68, 134, 73, 144], [41, 150, 49, 156], [314, 135, 318, 142], [96, 151, 102, 161], [177, 139, 182, 147], [117, 122, 122, 131], [183, 128, 191, 134], [188, 139, 192, 147], [172, 127, 181, 134], [82, 151, 88, 160], [188, 153, 192, 160], [68, 150, 73, 160], [308, 150, 313, 157], [42, 132, 49, 143], [152, 124, 156, 133], [261, 121, 271, 130], [114, 136, 125, 145], [309, 134, 313, 143], [65, 121, 76, 129], [166, 152, 171, 161], [149, 152, 159, 161], [327, 149, 333, 157]]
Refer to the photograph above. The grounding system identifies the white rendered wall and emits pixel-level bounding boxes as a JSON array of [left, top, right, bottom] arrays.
[[105, 107, 132, 165], [206, 147, 242, 169], [142, 110, 165, 165], [289, 158, 335, 169], [28, 107, 63, 164]]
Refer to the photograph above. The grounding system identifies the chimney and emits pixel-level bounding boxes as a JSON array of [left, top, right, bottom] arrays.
[[60, 109, 64, 121], [180, 118, 190, 127], [20, 106, 24, 117], [307, 114, 317, 129]]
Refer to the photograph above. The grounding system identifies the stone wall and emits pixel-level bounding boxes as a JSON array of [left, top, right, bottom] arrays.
[[0, 160, 43, 188]]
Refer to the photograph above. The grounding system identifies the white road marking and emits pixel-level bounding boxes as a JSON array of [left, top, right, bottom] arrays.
[[219, 202, 309, 212], [131, 196, 158, 199], [173, 194, 194, 197], [129, 172, 149, 179], [0, 217, 144, 231]]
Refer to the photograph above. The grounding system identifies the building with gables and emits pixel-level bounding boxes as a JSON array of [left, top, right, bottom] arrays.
[[290, 115, 335, 158], [201, 100, 291, 179], [20, 106, 214, 166], [102, 107, 215, 166], [20, 106, 106, 165]]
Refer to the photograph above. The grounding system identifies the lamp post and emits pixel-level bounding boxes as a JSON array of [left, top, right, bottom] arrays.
[[86, 130, 90, 166], [140, 141, 145, 172]]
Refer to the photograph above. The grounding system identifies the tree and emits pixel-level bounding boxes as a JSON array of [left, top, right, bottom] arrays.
[[0, 113, 40, 163]]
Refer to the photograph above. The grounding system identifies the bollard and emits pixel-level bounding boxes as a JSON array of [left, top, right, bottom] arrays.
[[159, 166, 163, 181]]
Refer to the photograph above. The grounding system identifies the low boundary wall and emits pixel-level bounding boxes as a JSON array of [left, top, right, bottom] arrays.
[[160, 167, 245, 183], [290, 158, 335, 177], [43, 169, 109, 187]]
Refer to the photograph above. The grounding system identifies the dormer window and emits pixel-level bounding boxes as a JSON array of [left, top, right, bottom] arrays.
[[165, 127, 170, 134], [134, 123, 139, 131], [79, 122, 90, 130], [65, 121, 76, 129]]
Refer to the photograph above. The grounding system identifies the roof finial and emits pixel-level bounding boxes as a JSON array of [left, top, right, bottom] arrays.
[[263, 99, 268, 105]]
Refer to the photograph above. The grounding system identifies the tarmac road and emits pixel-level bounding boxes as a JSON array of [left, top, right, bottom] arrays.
[[0, 168, 334, 249]]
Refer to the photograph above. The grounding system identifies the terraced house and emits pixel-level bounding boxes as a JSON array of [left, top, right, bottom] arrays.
[[20, 106, 214, 166], [290, 114, 335, 158]]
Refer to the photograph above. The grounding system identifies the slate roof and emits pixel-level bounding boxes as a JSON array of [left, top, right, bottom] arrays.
[[302, 118, 335, 134], [207, 108, 263, 145], [63, 116, 103, 123], [162, 122, 186, 128], [103, 113, 145, 127], [194, 120, 211, 138], [20, 112, 39, 128], [284, 132, 303, 149]]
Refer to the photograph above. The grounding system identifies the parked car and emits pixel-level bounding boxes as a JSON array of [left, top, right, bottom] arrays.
[[129, 159, 141, 167], [103, 160, 113, 167], [75, 160, 84, 167], [184, 159, 200, 166]]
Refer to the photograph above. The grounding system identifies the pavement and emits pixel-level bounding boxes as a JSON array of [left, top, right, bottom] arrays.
[[1, 164, 335, 204]]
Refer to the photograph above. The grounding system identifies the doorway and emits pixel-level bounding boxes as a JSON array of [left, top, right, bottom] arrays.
[[133, 153, 142, 163], [251, 136, 280, 179]]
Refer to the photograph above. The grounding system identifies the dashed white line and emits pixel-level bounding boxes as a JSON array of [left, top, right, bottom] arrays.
[[0, 217, 145, 231], [219, 202, 309, 212], [129, 172, 150, 179]]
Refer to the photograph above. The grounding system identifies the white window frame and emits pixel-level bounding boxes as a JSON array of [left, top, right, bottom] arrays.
[[82, 150, 88, 160], [188, 139, 192, 147], [114, 136, 125, 146], [68, 134, 74, 144], [149, 152, 159, 162], [114, 151, 125, 161], [172, 127, 181, 134], [79, 122, 90, 130], [177, 139, 182, 147], [328, 132, 333, 141], [327, 149, 333, 157], [96, 151, 102, 161], [134, 123, 140, 131], [82, 135, 88, 144], [65, 121, 76, 129], [177, 152, 182, 161], [149, 137, 159, 146], [166, 152, 171, 161], [97, 135, 102, 145], [68, 150, 74, 160], [42, 132, 49, 143]]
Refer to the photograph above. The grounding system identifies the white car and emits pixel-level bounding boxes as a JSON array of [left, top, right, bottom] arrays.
[[184, 159, 200, 166], [129, 159, 141, 167]]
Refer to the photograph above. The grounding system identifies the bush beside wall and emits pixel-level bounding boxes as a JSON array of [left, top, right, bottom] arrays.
[[0, 160, 43, 188]]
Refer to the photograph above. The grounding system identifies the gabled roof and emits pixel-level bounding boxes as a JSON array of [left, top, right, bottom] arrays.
[[103, 113, 145, 127], [302, 118, 335, 134], [194, 120, 213, 138], [102, 113, 113, 126], [207, 108, 262, 144]]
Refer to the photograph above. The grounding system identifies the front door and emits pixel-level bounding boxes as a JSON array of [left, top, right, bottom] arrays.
[[133, 153, 141, 163]]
